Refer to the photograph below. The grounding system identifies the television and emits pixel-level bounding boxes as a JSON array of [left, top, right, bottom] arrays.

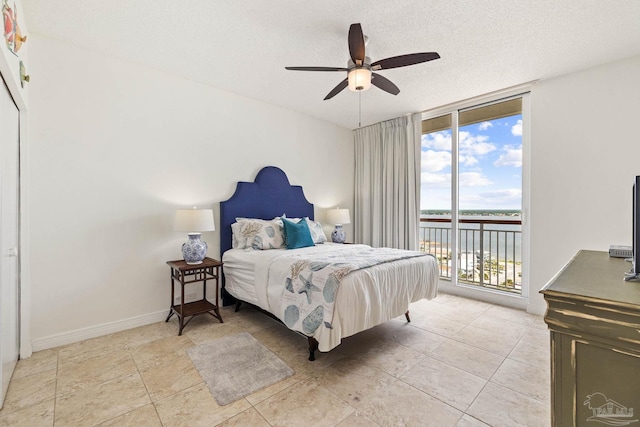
[[625, 175, 640, 281]]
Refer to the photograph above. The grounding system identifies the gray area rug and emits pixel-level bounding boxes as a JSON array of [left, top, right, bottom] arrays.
[[187, 331, 294, 405]]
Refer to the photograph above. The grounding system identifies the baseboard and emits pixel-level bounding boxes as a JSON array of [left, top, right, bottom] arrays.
[[31, 309, 168, 352], [526, 301, 547, 316]]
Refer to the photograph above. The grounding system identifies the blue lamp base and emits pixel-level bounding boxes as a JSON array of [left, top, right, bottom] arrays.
[[331, 225, 346, 243], [182, 233, 208, 264]]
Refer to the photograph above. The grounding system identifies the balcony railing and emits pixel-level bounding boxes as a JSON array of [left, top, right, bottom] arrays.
[[419, 217, 522, 294]]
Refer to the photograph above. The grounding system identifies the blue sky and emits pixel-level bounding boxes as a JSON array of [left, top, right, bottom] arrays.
[[421, 114, 522, 210]]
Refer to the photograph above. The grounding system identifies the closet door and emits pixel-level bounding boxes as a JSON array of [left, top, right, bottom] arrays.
[[0, 77, 19, 408]]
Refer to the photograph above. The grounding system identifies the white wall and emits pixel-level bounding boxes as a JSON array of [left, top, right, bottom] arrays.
[[27, 35, 354, 350], [26, 34, 640, 346], [528, 55, 640, 313]]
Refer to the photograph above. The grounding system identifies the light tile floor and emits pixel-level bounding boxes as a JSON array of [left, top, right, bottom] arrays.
[[0, 293, 551, 426]]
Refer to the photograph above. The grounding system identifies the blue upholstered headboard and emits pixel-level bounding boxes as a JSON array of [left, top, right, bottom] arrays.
[[219, 166, 314, 256]]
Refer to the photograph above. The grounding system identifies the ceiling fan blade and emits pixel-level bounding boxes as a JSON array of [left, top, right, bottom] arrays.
[[324, 78, 348, 100], [348, 23, 365, 66], [285, 66, 348, 72], [371, 52, 440, 70], [372, 73, 400, 95]]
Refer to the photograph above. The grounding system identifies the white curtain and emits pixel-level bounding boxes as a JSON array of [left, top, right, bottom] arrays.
[[354, 113, 421, 250]]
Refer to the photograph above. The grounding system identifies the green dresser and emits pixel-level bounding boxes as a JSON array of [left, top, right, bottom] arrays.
[[541, 250, 640, 427]]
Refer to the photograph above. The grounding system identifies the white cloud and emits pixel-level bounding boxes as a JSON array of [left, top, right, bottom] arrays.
[[460, 188, 522, 209], [421, 172, 451, 188], [478, 121, 493, 130], [423, 131, 496, 160], [511, 119, 522, 136], [459, 131, 496, 156], [459, 155, 478, 167], [422, 150, 451, 172], [494, 145, 522, 167], [420, 187, 451, 209], [456, 131, 496, 168], [422, 131, 451, 151], [482, 188, 522, 200], [421, 132, 453, 190], [459, 172, 492, 187]]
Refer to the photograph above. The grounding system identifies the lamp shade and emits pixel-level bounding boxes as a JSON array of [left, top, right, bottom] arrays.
[[174, 208, 215, 232], [348, 68, 372, 92], [326, 208, 351, 225]]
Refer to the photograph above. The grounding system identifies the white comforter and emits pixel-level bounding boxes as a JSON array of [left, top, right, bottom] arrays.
[[223, 243, 439, 351]]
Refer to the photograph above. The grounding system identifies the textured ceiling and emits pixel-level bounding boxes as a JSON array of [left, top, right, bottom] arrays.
[[21, 0, 640, 129]]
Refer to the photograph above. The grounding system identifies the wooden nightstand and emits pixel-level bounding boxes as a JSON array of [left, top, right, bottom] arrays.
[[165, 257, 223, 335]]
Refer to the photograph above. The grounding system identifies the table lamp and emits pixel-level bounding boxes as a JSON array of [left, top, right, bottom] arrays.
[[326, 208, 351, 243], [174, 207, 215, 264]]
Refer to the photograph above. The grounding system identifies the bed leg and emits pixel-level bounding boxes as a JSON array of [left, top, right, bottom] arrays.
[[308, 337, 318, 361], [235, 300, 242, 312], [405, 310, 411, 323]]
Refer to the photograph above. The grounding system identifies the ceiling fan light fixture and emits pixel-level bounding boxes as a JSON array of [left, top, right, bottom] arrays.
[[284, 23, 439, 100], [348, 68, 372, 92]]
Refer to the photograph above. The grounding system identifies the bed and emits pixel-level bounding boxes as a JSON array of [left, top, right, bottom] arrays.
[[220, 166, 439, 360]]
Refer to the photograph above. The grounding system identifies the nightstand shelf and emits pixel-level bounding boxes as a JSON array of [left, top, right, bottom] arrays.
[[165, 257, 223, 335], [169, 300, 217, 318]]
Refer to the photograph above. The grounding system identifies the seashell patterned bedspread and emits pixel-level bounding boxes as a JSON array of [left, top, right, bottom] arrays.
[[271, 246, 429, 335]]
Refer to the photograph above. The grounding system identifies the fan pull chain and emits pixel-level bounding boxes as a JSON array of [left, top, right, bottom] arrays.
[[358, 90, 362, 128]]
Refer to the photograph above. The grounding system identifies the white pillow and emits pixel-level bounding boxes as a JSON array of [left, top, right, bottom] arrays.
[[305, 217, 327, 244]]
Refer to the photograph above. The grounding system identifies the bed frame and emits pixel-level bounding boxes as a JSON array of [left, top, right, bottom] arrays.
[[219, 166, 321, 359], [219, 166, 411, 361]]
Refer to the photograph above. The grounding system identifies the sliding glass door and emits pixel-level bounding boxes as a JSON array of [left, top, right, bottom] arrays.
[[420, 95, 526, 296]]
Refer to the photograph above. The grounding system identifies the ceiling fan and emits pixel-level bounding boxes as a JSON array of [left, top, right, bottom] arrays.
[[285, 23, 440, 100]]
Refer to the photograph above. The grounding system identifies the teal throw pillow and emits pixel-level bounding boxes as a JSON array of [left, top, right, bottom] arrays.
[[282, 217, 315, 249]]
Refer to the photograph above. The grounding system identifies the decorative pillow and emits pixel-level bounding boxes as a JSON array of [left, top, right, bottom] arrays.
[[281, 217, 315, 249], [305, 217, 327, 244], [232, 218, 284, 250], [231, 221, 242, 249]]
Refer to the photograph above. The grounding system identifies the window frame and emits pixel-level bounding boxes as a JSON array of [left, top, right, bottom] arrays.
[[421, 85, 531, 304]]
